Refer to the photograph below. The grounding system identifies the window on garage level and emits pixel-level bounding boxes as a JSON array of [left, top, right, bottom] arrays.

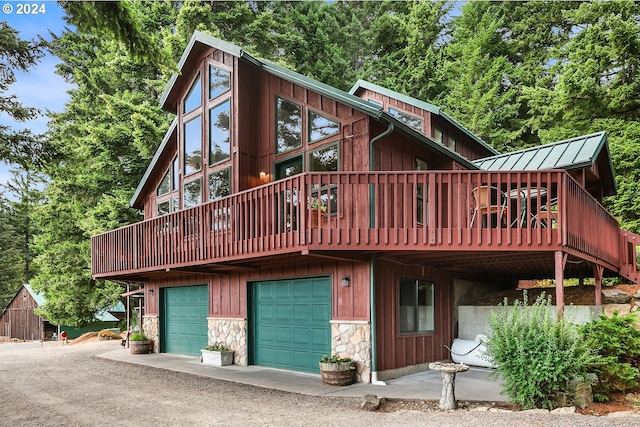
[[398, 279, 434, 334]]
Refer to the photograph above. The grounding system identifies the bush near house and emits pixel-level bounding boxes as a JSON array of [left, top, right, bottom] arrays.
[[580, 312, 640, 401], [484, 292, 598, 409]]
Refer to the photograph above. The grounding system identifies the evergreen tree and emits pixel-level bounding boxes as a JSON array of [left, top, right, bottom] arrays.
[[524, 0, 640, 232], [0, 22, 52, 167], [0, 196, 22, 309]]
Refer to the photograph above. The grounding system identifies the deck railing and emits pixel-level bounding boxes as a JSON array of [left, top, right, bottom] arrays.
[[91, 170, 621, 277]]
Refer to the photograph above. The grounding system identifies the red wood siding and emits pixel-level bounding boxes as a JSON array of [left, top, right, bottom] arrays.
[[375, 258, 453, 371], [143, 260, 369, 321], [356, 88, 494, 161]]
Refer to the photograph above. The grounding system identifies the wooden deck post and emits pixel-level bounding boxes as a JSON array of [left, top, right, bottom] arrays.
[[593, 264, 604, 306], [555, 251, 567, 318]]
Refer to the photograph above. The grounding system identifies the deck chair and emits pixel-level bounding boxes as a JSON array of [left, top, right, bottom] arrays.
[[532, 198, 558, 228], [470, 185, 508, 228]]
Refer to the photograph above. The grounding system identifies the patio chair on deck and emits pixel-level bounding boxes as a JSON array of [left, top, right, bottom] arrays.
[[531, 198, 558, 228], [470, 185, 508, 228]]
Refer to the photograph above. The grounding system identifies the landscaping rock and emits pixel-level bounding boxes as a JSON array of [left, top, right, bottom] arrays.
[[360, 394, 384, 411], [551, 406, 576, 414], [601, 289, 632, 304], [567, 380, 593, 409], [634, 290, 640, 299], [604, 304, 631, 317]]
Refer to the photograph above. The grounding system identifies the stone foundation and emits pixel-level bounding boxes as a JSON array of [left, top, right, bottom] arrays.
[[207, 318, 247, 366], [331, 321, 371, 383], [142, 315, 159, 353]]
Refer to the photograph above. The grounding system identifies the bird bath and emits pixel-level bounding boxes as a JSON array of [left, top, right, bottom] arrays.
[[428, 361, 469, 410]]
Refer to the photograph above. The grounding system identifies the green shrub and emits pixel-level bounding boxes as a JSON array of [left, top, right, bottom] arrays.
[[129, 332, 147, 341], [484, 292, 598, 409], [580, 312, 640, 401], [202, 343, 229, 352]]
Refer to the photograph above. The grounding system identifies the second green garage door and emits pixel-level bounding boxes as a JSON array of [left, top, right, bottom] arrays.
[[252, 277, 331, 373], [162, 285, 208, 356]]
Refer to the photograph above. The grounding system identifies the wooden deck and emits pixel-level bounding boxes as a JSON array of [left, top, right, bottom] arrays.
[[92, 171, 631, 280]]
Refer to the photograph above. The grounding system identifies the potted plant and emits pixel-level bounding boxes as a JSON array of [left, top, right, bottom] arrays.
[[309, 197, 327, 227], [201, 342, 234, 366], [319, 353, 355, 386], [129, 332, 153, 354]]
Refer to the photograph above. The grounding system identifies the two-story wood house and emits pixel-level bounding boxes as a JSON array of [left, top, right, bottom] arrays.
[[92, 32, 640, 382]]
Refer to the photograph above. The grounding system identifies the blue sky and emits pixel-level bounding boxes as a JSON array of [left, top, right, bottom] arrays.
[[0, 1, 72, 188]]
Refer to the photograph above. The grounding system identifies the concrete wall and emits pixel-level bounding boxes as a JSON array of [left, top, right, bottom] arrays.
[[457, 305, 603, 340]]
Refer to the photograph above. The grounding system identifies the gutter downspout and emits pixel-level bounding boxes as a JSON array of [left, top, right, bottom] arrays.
[[369, 122, 393, 386]]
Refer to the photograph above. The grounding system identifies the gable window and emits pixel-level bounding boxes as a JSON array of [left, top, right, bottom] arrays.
[[433, 127, 443, 144], [183, 74, 202, 114], [399, 278, 434, 334], [275, 96, 302, 154], [389, 107, 423, 132], [209, 100, 231, 165], [209, 65, 230, 100], [209, 168, 230, 200], [157, 156, 179, 196], [183, 178, 202, 208], [448, 136, 456, 151], [309, 143, 338, 215], [308, 110, 339, 143], [416, 158, 428, 225], [157, 170, 171, 196], [184, 116, 202, 175]]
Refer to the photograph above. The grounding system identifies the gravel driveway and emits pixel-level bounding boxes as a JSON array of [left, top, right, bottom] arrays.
[[1, 340, 639, 427]]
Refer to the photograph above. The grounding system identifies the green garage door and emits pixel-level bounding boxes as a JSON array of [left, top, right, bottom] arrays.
[[252, 277, 331, 373], [163, 285, 208, 356]]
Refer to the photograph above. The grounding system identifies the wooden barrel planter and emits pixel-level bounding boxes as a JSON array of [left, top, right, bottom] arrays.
[[319, 362, 355, 386], [129, 339, 153, 354]]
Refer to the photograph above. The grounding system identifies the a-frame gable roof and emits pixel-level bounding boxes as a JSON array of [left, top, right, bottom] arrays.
[[474, 131, 616, 195], [349, 79, 500, 156], [133, 32, 481, 208]]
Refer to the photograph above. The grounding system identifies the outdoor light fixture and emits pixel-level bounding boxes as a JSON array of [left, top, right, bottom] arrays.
[[259, 171, 267, 180], [341, 276, 350, 287], [148, 288, 154, 295]]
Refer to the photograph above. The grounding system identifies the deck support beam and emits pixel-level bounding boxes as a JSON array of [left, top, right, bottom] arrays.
[[554, 251, 567, 318], [593, 264, 604, 306]]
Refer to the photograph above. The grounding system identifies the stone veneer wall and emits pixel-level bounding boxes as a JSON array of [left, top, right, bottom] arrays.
[[207, 318, 247, 366], [142, 315, 159, 353], [331, 321, 371, 383]]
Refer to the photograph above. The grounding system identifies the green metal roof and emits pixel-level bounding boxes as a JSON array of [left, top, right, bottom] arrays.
[[21, 284, 120, 322], [24, 283, 46, 306], [473, 131, 609, 171], [349, 80, 499, 156], [473, 131, 616, 193]]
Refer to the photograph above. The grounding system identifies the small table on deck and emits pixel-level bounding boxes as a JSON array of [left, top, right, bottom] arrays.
[[509, 187, 548, 227]]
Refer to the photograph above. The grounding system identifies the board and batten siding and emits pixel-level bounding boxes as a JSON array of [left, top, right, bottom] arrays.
[[374, 258, 454, 372]]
